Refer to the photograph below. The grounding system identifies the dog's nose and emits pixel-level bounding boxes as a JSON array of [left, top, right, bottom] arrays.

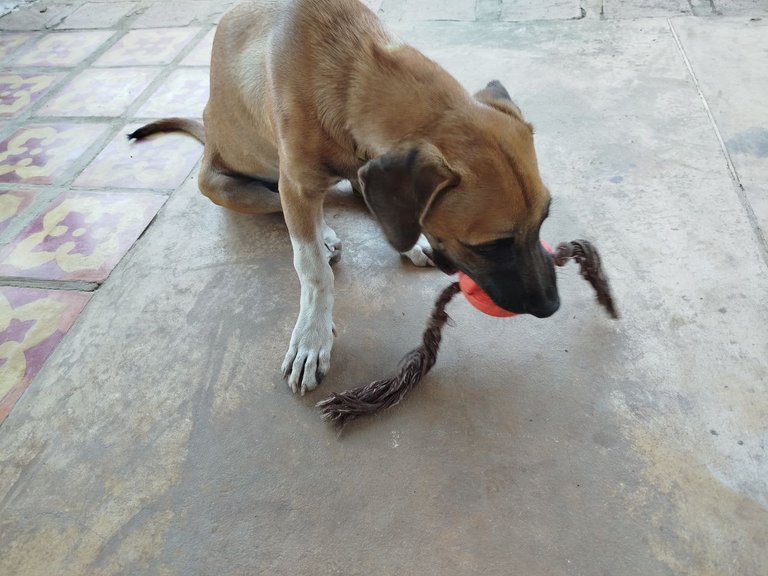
[[528, 296, 560, 318]]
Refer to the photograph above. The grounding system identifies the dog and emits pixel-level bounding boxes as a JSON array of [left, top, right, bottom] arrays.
[[129, 0, 560, 395]]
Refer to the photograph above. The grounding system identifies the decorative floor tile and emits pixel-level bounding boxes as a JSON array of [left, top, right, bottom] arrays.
[[0, 123, 109, 185], [0, 287, 91, 423], [0, 32, 38, 61], [180, 28, 214, 66], [0, 190, 165, 282], [0, 189, 35, 234], [74, 123, 202, 189], [0, 72, 62, 117], [135, 68, 208, 118], [94, 28, 200, 67], [12, 31, 114, 67], [38, 68, 160, 117]]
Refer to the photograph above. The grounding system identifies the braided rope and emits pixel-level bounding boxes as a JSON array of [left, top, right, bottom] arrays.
[[316, 282, 460, 433], [553, 240, 619, 319], [318, 240, 618, 434]]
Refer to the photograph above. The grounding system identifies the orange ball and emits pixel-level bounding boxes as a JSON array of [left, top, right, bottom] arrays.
[[458, 240, 552, 317]]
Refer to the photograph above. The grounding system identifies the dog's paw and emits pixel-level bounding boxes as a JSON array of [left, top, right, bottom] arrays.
[[281, 314, 335, 395], [322, 221, 342, 265], [401, 235, 434, 267]]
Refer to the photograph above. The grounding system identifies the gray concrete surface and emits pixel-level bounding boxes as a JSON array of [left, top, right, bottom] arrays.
[[673, 17, 768, 238], [0, 2, 18, 17], [1, 2, 767, 575]]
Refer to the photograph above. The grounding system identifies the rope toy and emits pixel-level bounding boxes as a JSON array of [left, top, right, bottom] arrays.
[[317, 239, 619, 433]]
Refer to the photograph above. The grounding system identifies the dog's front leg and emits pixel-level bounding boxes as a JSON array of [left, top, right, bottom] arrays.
[[279, 174, 335, 395]]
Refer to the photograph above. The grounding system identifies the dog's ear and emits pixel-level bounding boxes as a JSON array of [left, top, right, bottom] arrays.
[[474, 80, 527, 122], [477, 79, 512, 101], [357, 143, 459, 252]]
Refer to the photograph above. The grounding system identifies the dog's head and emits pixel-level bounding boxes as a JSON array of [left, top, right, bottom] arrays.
[[358, 80, 559, 318]]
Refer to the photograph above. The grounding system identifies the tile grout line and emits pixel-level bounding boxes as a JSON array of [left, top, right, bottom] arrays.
[[667, 17, 768, 269], [0, 276, 99, 291], [0, 20, 211, 290], [120, 25, 212, 121], [0, 37, 207, 247], [0, 22, 212, 186], [0, 29, 138, 188]]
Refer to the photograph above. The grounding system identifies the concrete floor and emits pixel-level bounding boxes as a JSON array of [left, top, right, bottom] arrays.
[[1, 1, 767, 575]]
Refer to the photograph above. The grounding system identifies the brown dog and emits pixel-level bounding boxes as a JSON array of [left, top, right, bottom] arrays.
[[129, 0, 559, 395]]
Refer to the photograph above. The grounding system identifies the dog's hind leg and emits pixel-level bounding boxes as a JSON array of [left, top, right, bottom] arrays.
[[127, 119, 280, 213], [199, 154, 343, 264], [198, 154, 283, 215]]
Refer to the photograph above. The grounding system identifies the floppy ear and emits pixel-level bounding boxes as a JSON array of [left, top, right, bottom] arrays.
[[357, 143, 459, 252], [474, 79, 525, 120]]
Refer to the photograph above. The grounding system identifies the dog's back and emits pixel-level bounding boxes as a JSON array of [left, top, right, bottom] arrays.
[[206, 0, 390, 179], [203, 1, 282, 177]]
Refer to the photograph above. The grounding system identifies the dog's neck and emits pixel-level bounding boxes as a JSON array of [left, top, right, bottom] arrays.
[[345, 42, 470, 159]]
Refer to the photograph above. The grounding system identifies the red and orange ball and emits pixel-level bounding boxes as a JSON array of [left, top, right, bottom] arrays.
[[458, 240, 552, 317]]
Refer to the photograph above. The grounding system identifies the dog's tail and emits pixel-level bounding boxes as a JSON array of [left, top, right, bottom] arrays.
[[127, 118, 205, 144]]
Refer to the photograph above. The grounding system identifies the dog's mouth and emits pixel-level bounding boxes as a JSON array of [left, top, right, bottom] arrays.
[[430, 243, 560, 317], [429, 247, 459, 275]]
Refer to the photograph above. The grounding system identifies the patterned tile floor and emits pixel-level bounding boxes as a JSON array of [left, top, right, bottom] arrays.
[[0, 286, 91, 422], [0, 32, 38, 60], [94, 27, 199, 66], [0, 123, 109, 184], [74, 123, 202, 189], [136, 68, 209, 118], [12, 31, 115, 67], [134, 67, 208, 118], [38, 68, 160, 117], [0, 72, 63, 118], [0, 189, 34, 234], [0, 191, 166, 282], [181, 28, 215, 66], [0, 13, 213, 422]]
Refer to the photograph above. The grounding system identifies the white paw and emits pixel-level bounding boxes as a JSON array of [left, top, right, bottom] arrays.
[[322, 221, 342, 264], [401, 235, 434, 267], [281, 312, 334, 395]]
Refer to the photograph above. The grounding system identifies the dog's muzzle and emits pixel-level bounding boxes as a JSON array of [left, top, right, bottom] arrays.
[[433, 241, 560, 318]]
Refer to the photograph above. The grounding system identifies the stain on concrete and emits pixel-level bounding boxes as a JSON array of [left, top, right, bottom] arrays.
[[620, 414, 768, 576], [726, 127, 768, 158]]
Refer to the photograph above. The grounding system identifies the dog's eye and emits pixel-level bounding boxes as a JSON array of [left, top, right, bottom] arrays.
[[466, 236, 515, 256]]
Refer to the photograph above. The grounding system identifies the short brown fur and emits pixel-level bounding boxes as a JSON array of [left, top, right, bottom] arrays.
[[130, 0, 558, 393]]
